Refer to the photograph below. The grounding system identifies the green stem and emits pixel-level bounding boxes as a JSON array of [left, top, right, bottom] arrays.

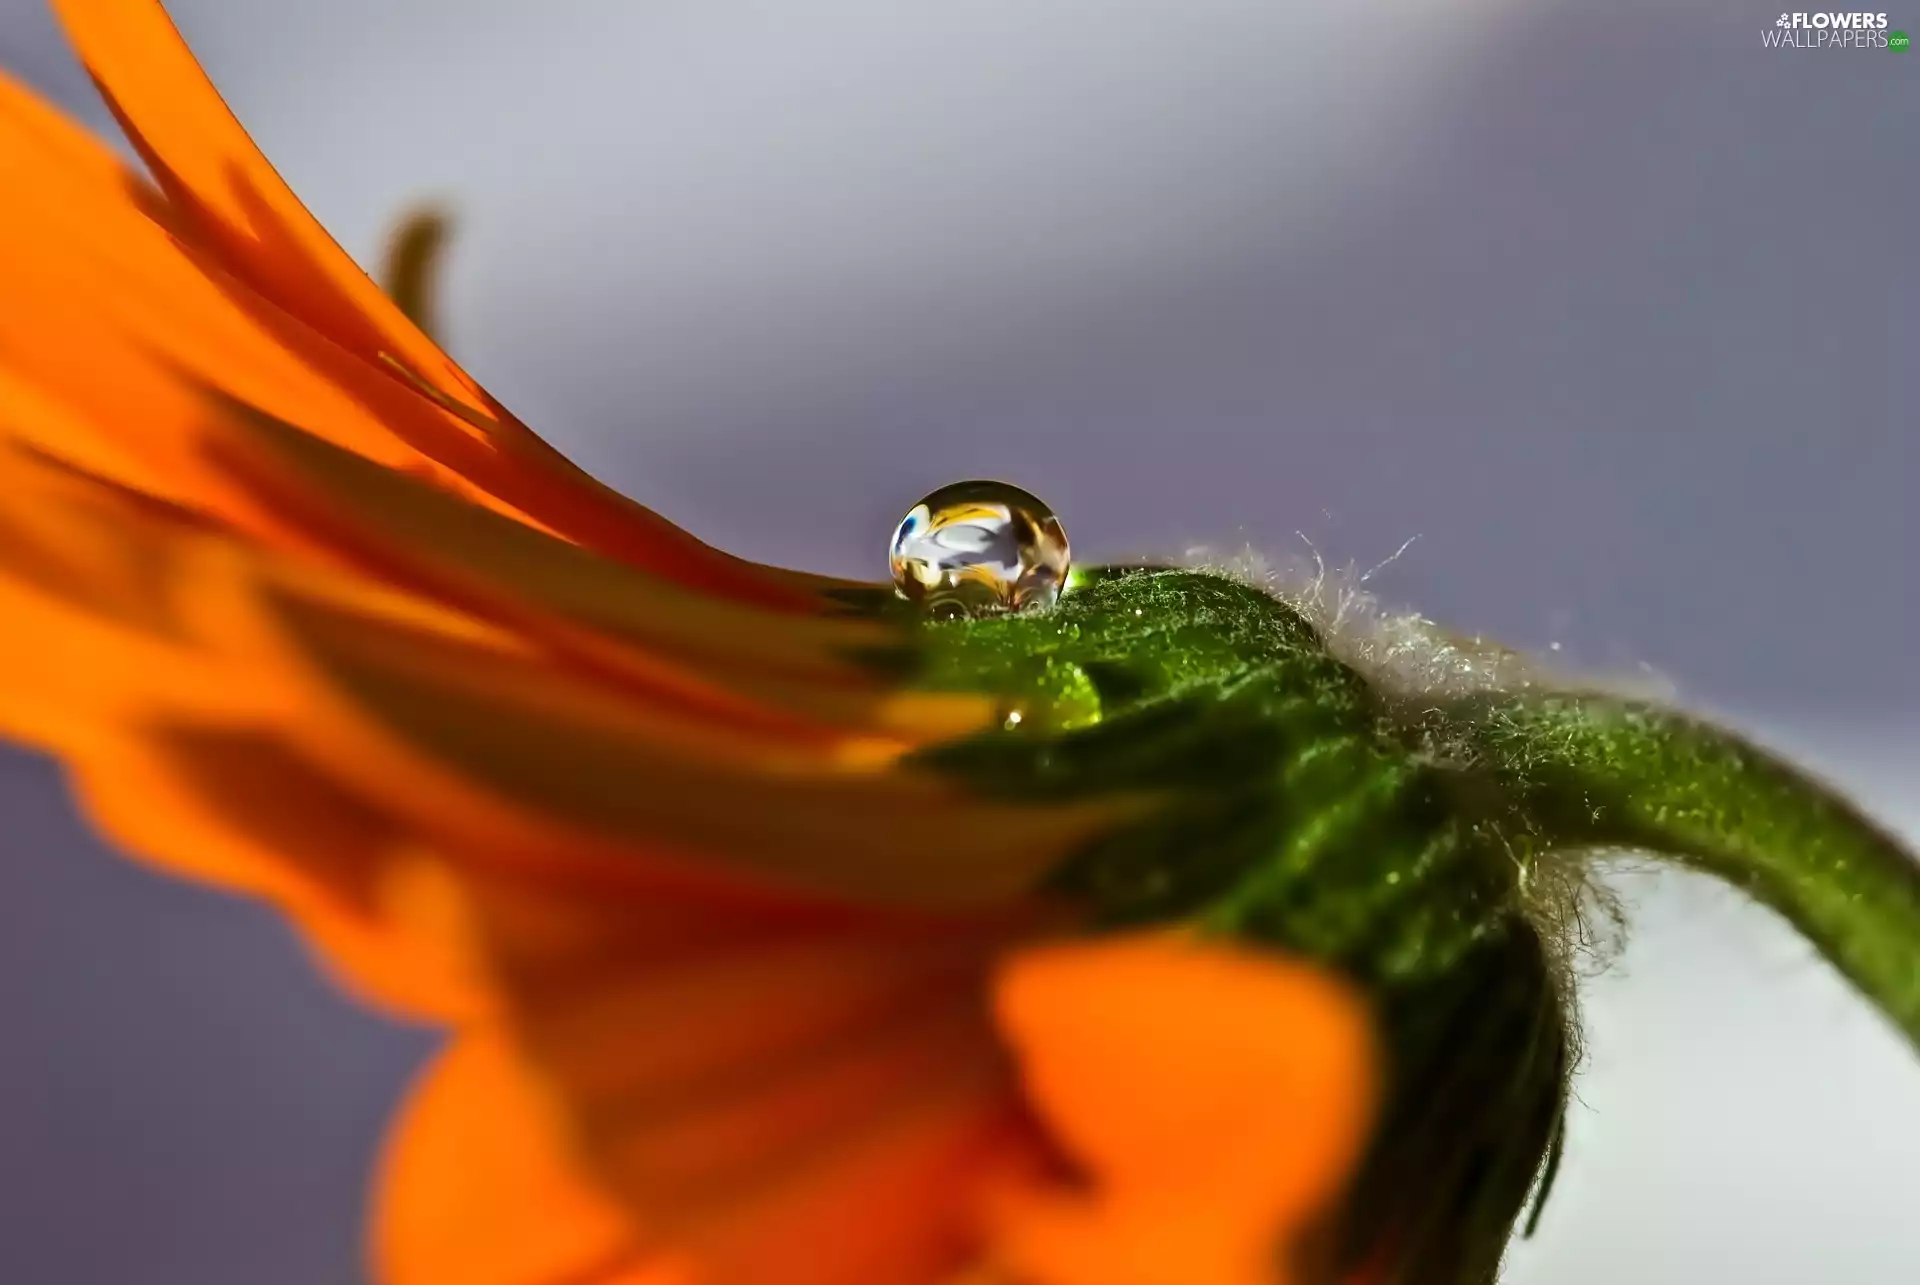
[[1445, 692, 1920, 1049]]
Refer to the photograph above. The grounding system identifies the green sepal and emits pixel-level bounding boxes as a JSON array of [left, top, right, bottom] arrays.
[[912, 569, 1577, 1283], [891, 566, 1920, 1281]]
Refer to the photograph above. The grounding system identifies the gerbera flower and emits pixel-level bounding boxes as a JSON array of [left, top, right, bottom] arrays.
[[0, 4, 1376, 1283], [2, 4, 1915, 1285]]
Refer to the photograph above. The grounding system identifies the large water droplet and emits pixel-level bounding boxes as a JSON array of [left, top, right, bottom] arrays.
[[889, 480, 1069, 618]]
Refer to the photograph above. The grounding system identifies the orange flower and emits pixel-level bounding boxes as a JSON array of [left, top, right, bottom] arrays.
[[0, 4, 1379, 1283]]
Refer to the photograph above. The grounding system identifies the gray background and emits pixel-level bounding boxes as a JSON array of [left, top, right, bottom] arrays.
[[1, 1, 1915, 1282]]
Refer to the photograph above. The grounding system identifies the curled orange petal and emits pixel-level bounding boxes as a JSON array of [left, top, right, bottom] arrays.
[[376, 1033, 652, 1285], [381, 878, 1050, 1285], [985, 932, 1378, 1285]]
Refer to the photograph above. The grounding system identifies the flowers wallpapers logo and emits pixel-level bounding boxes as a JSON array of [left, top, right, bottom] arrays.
[[1765, 9, 1903, 45], [1, 4, 1917, 1285]]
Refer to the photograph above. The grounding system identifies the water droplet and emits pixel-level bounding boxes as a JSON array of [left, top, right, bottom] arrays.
[[889, 480, 1069, 617]]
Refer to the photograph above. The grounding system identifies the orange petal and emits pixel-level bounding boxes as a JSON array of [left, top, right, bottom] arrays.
[[501, 915, 1034, 1285], [0, 440, 482, 738], [0, 447, 253, 743], [195, 564, 1123, 909], [505, 925, 1013, 1104], [68, 726, 493, 1022], [376, 1033, 654, 1285], [203, 401, 927, 732], [49, 0, 489, 421], [0, 71, 526, 523], [0, 451, 490, 1019], [636, 1057, 1025, 1285], [381, 916, 1044, 1285], [984, 932, 1378, 1285], [30, 10, 840, 605]]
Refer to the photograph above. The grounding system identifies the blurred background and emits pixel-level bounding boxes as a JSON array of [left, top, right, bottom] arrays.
[[1, 1, 1915, 1281]]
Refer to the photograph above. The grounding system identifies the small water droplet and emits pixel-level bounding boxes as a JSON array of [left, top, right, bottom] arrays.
[[889, 480, 1069, 616]]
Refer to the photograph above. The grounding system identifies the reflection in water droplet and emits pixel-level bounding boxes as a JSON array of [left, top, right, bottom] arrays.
[[889, 480, 1070, 617]]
